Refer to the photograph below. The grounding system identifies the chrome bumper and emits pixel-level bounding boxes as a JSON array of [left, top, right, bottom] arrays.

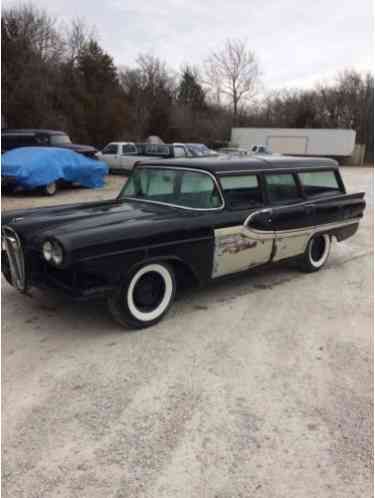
[[2, 226, 27, 291]]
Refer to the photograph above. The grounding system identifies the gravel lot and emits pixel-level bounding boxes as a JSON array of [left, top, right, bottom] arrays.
[[2, 168, 373, 498]]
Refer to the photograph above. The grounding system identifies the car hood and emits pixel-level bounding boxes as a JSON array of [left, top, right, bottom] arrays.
[[2, 198, 195, 251]]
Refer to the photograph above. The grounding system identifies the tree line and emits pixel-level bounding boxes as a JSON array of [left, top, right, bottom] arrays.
[[2, 4, 373, 161]]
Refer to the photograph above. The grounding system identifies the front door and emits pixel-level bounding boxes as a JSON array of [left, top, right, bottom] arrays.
[[212, 210, 274, 277], [100, 143, 120, 169], [119, 143, 138, 171], [212, 173, 274, 278]]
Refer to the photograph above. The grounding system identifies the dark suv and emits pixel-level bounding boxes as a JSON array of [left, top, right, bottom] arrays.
[[1, 129, 97, 158]]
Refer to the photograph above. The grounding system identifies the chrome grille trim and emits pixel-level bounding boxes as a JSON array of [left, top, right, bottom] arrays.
[[2, 226, 26, 291]]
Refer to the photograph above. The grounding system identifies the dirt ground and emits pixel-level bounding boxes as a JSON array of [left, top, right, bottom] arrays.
[[2, 168, 373, 498]]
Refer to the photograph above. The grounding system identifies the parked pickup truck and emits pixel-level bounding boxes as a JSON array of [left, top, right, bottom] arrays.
[[97, 142, 218, 173]]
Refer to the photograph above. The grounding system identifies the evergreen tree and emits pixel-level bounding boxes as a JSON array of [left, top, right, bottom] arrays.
[[177, 67, 206, 110]]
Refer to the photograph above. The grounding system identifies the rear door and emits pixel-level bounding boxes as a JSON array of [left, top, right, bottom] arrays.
[[119, 143, 138, 171], [264, 172, 313, 262]]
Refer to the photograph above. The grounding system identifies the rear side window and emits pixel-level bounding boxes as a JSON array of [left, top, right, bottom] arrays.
[[265, 173, 301, 203], [220, 175, 262, 208], [122, 144, 137, 154], [144, 144, 170, 156], [299, 170, 341, 197]]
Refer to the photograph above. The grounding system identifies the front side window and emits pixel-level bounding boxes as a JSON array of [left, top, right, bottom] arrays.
[[265, 173, 301, 203], [120, 167, 222, 209], [220, 175, 262, 209], [299, 170, 341, 197], [187, 144, 217, 157], [102, 144, 118, 155], [49, 134, 72, 145]]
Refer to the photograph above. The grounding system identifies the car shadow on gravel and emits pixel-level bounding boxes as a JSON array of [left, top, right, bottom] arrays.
[[2, 255, 346, 337]]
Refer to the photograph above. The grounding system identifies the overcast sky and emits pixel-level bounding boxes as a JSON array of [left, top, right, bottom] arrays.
[[5, 0, 374, 91]]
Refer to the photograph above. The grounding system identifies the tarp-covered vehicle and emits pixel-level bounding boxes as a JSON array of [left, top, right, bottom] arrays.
[[1, 147, 108, 195]]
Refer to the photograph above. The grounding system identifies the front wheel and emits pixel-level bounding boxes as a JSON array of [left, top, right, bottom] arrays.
[[43, 181, 57, 196], [300, 234, 331, 272], [108, 262, 176, 329]]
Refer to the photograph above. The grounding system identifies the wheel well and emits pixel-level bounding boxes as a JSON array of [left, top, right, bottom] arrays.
[[167, 259, 199, 290], [127, 258, 199, 291]]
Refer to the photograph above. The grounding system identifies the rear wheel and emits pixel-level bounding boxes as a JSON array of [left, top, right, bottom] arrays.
[[108, 262, 176, 329], [300, 234, 331, 272], [43, 181, 57, 196]]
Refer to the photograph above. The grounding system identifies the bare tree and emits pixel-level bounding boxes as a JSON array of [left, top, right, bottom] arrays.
[[205, 38, 260, 119], [63, 18, 96, 64]]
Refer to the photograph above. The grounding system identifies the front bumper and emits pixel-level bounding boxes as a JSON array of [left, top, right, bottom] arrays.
[[1, 226, 27, 291], [2, 176, 18, 187], [2, 248, 114, 301]]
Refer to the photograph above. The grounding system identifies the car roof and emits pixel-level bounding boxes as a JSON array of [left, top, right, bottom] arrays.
[[2, 129, 67, 135], [137, 155, 339, 173]]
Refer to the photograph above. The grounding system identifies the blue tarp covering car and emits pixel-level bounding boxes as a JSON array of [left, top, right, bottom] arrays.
[[1, 147, 108, 193]]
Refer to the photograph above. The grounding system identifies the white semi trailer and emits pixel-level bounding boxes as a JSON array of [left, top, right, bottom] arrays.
[[231, 128, 356, 157]]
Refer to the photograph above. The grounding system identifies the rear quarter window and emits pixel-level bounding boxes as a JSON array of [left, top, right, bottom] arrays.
[[299, 170, 342, 197], [265, 173, 302, 203]]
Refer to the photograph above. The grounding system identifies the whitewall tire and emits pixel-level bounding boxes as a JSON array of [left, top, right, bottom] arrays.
[[108, 262, 176, 329], [300, 234, 331, 272], [43, 181, 57, 196]]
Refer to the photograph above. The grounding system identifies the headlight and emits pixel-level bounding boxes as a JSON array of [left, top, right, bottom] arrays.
[[42, 241, 53, 261], [51, 243, 64, 265], [42, 240, 64, 265]]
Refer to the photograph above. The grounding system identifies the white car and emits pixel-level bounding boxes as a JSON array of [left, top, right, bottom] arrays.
[[250, 144, 273, 154], [96, 142, 144, 173], [97, 142, 197, 173]]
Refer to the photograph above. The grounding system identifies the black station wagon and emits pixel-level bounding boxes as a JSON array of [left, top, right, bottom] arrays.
[[2, 156, 365, 329]]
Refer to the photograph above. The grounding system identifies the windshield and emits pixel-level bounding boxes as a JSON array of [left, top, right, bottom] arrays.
[[187, 144, 218, 157], [119, 167, 223, 210], [50, 134, 72, 145]]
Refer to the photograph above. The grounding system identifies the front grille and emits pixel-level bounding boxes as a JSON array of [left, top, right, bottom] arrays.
[[1, 226, 27, 291]]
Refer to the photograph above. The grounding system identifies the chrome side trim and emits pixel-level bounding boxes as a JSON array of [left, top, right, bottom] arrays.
[[273, 217, 362, 236]]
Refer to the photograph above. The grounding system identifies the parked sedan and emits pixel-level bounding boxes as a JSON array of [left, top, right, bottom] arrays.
[[2, 155, 365, 329], [2, 129, 98, 158], [2, 147, 108, 195]]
